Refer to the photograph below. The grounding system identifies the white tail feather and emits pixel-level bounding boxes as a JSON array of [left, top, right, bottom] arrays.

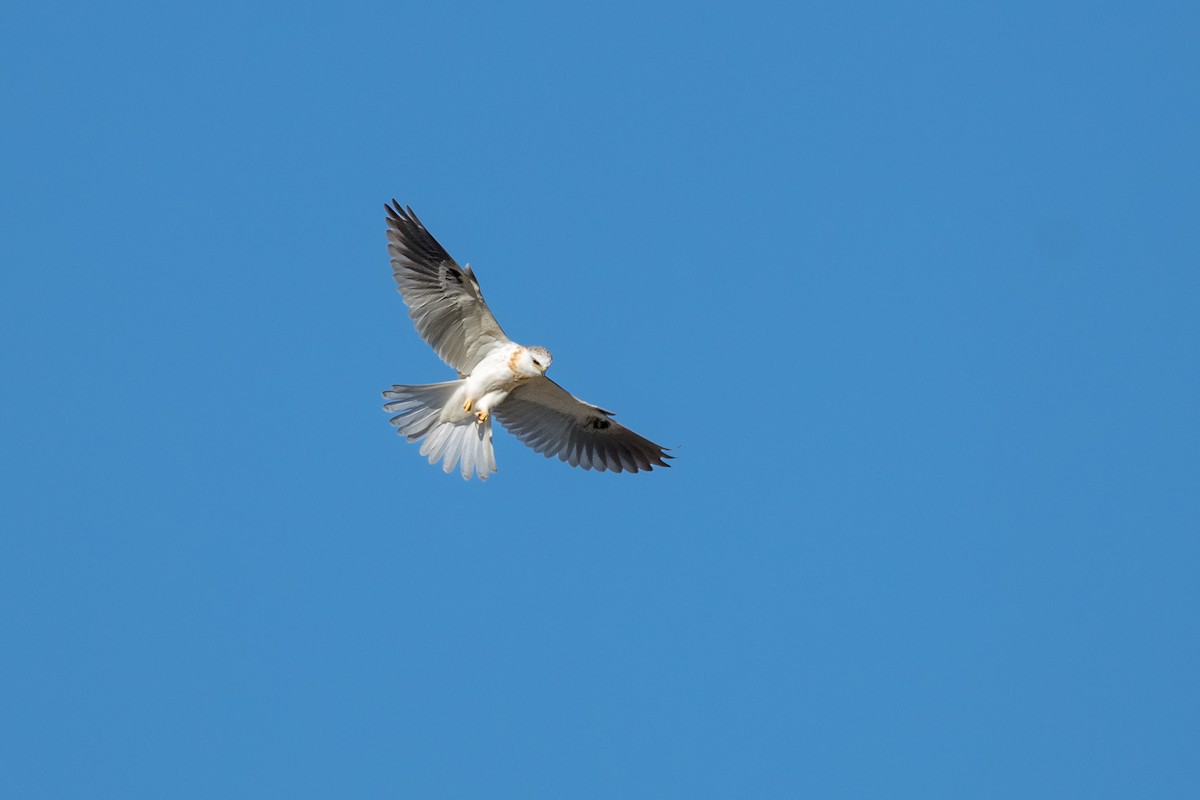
[[383, 382, 496, 481]]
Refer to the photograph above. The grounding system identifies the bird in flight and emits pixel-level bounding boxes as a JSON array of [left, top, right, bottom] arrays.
[[381, 201, 671, 481]]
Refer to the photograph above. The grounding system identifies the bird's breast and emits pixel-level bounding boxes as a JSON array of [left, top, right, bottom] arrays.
[[506, 346, 525, 375], [465, 346, 526, 395]]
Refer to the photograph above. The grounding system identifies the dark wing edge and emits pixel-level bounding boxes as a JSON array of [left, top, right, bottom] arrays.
[[494, 377, 672, 473], [385, 201, 508, 372]]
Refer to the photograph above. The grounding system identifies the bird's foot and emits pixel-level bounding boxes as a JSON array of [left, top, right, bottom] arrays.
[[475, 409, 489, 425], [462, 399, 473, 413]]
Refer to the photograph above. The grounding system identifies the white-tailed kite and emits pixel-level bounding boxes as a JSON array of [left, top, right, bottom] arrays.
[[381, 201, 672, 481]]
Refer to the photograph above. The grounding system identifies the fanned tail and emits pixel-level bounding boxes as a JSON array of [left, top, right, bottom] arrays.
[[382, 382, 496, 481]]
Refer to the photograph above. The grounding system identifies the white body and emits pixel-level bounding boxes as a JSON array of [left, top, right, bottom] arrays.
[[442, 342, 546, 424], [384, 342, 551, 480]]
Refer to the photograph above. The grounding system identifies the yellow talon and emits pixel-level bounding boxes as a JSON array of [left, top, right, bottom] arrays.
[[463, 399, 473, 412], [475, 409, 489, 424]]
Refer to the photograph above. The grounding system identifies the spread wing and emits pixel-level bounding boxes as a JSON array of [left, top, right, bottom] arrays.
[[494, 377, 671, 473], [386, 201, 510, 373]]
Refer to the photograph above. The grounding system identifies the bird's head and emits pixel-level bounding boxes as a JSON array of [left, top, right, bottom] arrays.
[[519, 346, 553, 377]]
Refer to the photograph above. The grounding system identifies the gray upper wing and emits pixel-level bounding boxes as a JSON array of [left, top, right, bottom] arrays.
[[386, 201, 509, 373], [494, 377, 671, 473]]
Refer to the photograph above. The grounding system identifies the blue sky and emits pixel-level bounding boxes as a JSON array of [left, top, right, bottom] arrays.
[[2, 1, 1197, 797]]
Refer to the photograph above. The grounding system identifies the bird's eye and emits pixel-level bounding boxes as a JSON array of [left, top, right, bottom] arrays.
[[532, 359, 541, 368]]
